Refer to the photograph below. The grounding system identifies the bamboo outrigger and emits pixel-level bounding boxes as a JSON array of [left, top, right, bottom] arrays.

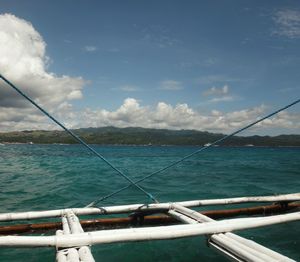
[[1, 192, 300, 261], [1, 201, 299, 235]]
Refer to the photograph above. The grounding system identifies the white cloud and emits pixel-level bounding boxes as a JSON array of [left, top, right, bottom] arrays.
[[273, 9, 300, 38], [204, 57, 218, 66], [84, 45, 97, 52], [203, 85, 229, 96], [197, 75, 242, 85], [112, 85, 140, 92], [1, 95, 299, 134], [0, 13, 85, 128], [64, 39, 72, 44], [160, 80, 183, 90], [208, 96, 235, 103], [0, 14, 298, 135], [53, 98, 300, 135], [202, 85, 237, 103]]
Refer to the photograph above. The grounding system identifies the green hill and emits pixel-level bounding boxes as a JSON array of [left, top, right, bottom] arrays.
[[0, 126, 299, 146]]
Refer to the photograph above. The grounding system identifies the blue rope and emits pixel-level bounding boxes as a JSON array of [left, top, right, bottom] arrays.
[[0, 73, 158, 203], [87, 98, 300, 206]]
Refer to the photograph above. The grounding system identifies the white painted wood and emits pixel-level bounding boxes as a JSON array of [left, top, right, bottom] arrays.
[[211, 234, 267, 262], [66, 211, 84, 234], [168, 209, 268, 261], [67, 248, 80, 262], [62, 217, 70, 235], [225, 233, 294, 261], [168, 210, 197, 224], [171, 203, 214, 222], [79, 246, 96, 262], [209, 241, 244, 262], [0, 211, 299, 247], [63, 211, 95, 262], [56, 231, 68, 262], [0, 192, 299, 222], [169, 205, 272, 261], [56, 250, 67, 262], [59, 216, 80, 262], [170, 204, 295, 262], [213, 234, 279, 262]]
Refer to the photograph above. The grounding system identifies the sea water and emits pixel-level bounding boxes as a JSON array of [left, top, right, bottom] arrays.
[[0, 144, 299, 261]]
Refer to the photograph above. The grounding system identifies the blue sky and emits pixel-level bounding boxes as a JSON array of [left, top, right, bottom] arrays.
[[0, 0, 299, 134]]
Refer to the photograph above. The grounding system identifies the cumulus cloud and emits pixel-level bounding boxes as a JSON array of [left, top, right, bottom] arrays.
[[0, 13, 85, 128], [58, 98, 300, 134], [112, 85, 140, 92], [208, 96, 235, 103], [197, 75, 242, 85], [203, 85, 229, 96], [259, 111, 300, 130], [160, 80, 183, 90], [0, 14, 298, 135], [202, 85, 237, 103], [273, 9, 300, 38], [84, 45, 97, 52]]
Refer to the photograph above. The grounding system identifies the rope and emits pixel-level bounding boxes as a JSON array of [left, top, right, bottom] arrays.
[[86, 98, 300, 207], [0, 73, 158, 203]]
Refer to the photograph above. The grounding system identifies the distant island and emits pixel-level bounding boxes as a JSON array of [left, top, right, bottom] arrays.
[[0, 126, 299, 146]]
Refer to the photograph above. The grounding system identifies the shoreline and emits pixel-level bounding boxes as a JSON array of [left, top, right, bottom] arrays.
[[1, 142, 300, 148]]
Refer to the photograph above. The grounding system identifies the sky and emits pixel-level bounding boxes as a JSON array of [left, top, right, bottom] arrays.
[[0, 0, 299, 135]]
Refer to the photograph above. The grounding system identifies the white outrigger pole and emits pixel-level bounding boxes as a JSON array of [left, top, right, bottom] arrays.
[[56, 211, 95, 262], [1, 192, 300, 222], [0, 192, 300, 261]]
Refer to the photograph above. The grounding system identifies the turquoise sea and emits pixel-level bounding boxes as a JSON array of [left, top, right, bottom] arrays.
[[0, 144, 299, 261]]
